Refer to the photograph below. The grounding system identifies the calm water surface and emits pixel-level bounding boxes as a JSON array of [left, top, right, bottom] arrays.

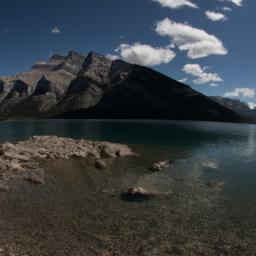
[[0, 120, 256, 255]]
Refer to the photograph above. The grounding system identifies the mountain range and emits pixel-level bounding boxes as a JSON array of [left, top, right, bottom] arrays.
[[0, 51, 246, 123], [211, 96, 256, 120]]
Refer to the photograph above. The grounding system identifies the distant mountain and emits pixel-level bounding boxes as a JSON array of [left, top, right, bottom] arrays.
[[0, 51, 245, 123], [211, 96, 256, 120]]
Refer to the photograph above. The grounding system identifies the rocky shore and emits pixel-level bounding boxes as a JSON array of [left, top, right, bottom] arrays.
[[0, 136, 135, 190]]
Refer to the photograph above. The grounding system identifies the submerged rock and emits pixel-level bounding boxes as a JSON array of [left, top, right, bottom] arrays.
[[206, 180, 225, 189], [201, 160, 219, 170], [121, 187, 159, 202], [24, 170, 45, 184], [150, 160, 172, 172], [0, 184, 9, 192], [95, 159, 108, 170]]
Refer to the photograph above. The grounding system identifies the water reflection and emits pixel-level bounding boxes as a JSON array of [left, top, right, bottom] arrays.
[[1, 119, 254, 145], [244, 125, 256, 161]]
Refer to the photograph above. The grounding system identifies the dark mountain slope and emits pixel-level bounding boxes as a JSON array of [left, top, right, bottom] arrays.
[[55, 64, 244, 122]]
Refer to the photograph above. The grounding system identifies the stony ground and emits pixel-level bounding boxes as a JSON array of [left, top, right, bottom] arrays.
[[0, 138, 255, 255], [0, 136, 134, 191]]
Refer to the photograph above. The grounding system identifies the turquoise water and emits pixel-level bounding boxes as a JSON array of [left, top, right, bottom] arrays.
[[1, 120, 256, 183], [1, 119, 256, 213], [0, 119, 253, 146], [0, 120, 256, 255]]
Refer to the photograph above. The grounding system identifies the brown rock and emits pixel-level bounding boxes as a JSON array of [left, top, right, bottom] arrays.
[[150, 160, 172, 172], [0, 146, 4, 156], [24, 171, 44, 184], [0, 184, 10, 192], [206, 180, 225, 189], [95, 159, 108, 170], [121, 187, 159, 202], [101, 143, 134, 158]]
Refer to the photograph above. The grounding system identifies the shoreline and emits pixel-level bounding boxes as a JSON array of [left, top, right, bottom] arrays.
[[0, 136, 135, 191], [1, 117, 254, 125]]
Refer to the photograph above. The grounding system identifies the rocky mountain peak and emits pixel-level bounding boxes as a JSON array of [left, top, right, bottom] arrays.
[[53, 51, 86, 76], [48, 54, 65, 64], [31, 54, 65, 72], [67, 50, 84, 59], [109, 59, 132, 82], [86, 51, 109, 61], [80, 51, 113, 85]]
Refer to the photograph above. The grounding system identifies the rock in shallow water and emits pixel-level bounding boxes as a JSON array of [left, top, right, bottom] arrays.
[[206, 180, 225, 189], [24, 171, 45, 184], [95, 159, 108, 170], [121, 187, 159, 202], [201, 160, 219, 170], [150, 160, 172, 172], [0, 184, 9, 192]]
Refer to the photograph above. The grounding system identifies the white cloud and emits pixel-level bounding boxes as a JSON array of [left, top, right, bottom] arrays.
[[224, 88, 255, 98], [155, 18, 228, 59], [178, 78, 188, 83], [210, 83, 220, 87], [205, 11, 227, 21], [182, 64, 223, 85], [222, 6, 232, 11], [106, 54, 119, 61], [228, 0, 243, 6], [51, 26, 61, 34], [219, 0, 243, 6], [114, 43, 176, 66], [150, 0, 197, 9], [248, 102, 256, 110]]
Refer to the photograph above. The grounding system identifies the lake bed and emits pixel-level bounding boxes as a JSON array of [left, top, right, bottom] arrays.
[[0, 120, 256, 255]]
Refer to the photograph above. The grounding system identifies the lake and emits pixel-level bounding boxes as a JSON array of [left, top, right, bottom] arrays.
[[0, 120, 256, 255]]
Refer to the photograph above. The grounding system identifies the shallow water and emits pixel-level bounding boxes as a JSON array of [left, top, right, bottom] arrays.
[[0, 120, 256, 255]]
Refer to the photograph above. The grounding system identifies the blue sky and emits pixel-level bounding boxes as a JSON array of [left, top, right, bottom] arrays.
[[0, 0, 255, 106]]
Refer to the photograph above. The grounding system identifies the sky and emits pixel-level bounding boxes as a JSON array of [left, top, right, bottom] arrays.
[[0, 0, 255, 106]]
